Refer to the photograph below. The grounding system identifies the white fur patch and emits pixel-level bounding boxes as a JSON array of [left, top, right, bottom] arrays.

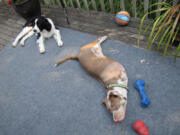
[[107, 77, 128, 99], [91, 44, 104, 57]]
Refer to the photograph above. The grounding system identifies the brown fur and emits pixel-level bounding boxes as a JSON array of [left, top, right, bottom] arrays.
[[56, 37, 128, 122], [56, 40, 123, 88]]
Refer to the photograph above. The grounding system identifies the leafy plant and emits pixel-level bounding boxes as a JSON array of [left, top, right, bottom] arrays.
[[138, 2, 180, 59]]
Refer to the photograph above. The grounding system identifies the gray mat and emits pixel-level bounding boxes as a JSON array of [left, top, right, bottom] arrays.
[[0, 27, 180, 135]]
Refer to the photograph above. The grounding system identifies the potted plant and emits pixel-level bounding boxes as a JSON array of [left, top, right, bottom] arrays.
[[9, 0, 41, 21], [138, 2, 180, 60]]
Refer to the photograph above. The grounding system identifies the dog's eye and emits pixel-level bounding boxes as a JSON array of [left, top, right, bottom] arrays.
[[110, 94, 118, 98], [113, 95, 118, 98]]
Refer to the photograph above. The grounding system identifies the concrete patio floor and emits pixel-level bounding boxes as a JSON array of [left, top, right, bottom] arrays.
[[0, 26, 180, 135], [0, 2, 180, 135]]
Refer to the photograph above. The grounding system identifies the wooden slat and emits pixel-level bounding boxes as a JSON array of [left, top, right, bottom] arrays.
[[99, 0, 105, 11], [91, 0, 97, 11], [120, 0, 125, 10], [75, 0, 81, 8], [69, 0, 74, 8], [83, 0, 89, 10], [156, 0, 162, 17], [132, 0, 137, 18], [109, 0, 114, 13], [173, 0, 178, 6]]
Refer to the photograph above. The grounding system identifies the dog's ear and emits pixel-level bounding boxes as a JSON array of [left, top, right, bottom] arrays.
[[37, 17, 51, 32], [102, 98, 108, 105], [24, 17, 37, 27]]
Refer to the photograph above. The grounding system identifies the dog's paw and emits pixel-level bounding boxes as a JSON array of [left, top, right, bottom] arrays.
[[20, 41, 25, 47], [40, 48, 45, 54], [58, 41, 63, 47], [12, 42, 17, 47]]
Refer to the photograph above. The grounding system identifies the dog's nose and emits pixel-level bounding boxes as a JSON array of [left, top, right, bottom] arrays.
[[33, 30, 37, 33], [114, 119, 121, 122]]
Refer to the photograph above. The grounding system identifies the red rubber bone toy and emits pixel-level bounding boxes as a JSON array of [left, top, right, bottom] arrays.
[[133, 120, 149, 135]]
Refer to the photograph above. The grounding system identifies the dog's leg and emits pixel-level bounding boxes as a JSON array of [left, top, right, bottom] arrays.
[[91, 36, 108, 57], [37, 36, 45, 54], [20, 31, 34, 46], [97, 36, 108, 45], [54, 29, 63, 47], [12, 27, 33, 47]]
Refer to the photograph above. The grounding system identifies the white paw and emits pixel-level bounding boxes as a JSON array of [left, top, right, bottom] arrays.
[[58, 41, 63, 47], [12, 42, 17, 47], [20, 41, 24, 47], [40, 48, 45, 54]]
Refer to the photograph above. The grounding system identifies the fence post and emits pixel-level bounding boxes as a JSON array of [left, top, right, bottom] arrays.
[[144, 0, 149, 18], [83, 0, 89, 10], [100, 0, 105, 11], [75, 0, 81, 8], [62, 0, 67, 7], [109, 0, 114, 13], [132, 0, 137, 18], [120, 0, 125, 10], [50, 0, 55, 5], [69, 0, 74, 8], [56, 0, 62, 7], [91, 0, 97, 11], [156, 0, 162, 17]]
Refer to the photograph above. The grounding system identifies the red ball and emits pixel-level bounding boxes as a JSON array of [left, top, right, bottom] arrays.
[[133, 120, 149, 135]]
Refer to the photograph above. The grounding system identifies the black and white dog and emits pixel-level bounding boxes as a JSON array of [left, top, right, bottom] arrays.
[[12, 16, 63, 53]]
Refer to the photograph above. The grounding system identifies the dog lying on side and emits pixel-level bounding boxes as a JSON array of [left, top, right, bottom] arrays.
[[12, 16, 63, 53], [55, 36, 128, 122]]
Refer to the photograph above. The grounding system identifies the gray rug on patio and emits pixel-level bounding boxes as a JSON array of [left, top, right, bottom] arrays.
[[0, 27, 180, 135]]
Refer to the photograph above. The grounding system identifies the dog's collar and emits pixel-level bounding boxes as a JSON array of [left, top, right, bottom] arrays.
[[107, 83, 128, 91]]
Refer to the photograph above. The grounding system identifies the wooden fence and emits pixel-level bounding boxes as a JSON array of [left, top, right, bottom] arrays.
[[39, 0, 179, 18], [1, 0, 179, 18]]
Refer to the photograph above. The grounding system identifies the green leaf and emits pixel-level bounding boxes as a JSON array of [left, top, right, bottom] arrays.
[[147, 7, 170, 15], [163, 13, 180, 56], [175, 43, 180, 61], [157, 24, 172, 50], [147, 17, 161, 50], [138, 13, 148, 47], [138, 8, 169, 48], [172, 24, 180, 44], [151, 9, 171, 44], [143, 23, 152, 35], [148, 2, 171, 9]]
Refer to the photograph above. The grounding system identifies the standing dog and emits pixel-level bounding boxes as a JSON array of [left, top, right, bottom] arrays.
[[12, 16, 63, 53], [55, 36, 128, 122]]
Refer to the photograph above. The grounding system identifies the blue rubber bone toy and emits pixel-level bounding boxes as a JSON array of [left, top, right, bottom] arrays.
[[134, 79, 151, 107]]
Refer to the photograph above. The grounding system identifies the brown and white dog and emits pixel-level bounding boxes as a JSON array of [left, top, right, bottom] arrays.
[[55, 36, 128, 122]]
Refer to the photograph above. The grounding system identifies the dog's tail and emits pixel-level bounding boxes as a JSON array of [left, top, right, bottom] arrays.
[[55, 55, 79, 67]]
